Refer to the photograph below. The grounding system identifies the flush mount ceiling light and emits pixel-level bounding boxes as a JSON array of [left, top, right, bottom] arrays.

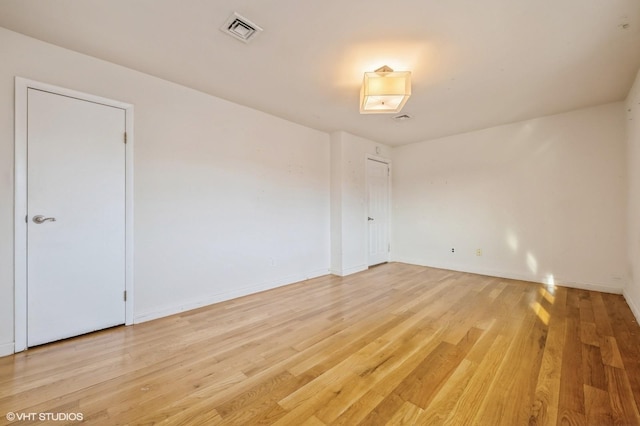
[[360, 65, 411, 114]]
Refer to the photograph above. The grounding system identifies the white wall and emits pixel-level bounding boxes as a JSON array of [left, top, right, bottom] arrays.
[[0, 27, 330, 355], [392, 103, 628, 293], [330, 133, 344, 274], [330, 131, 391, 275], [626, 68, 640, 320]]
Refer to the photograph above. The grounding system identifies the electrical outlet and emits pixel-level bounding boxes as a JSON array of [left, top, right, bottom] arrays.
[[476, 249, 482, 256], [451, 248, 455, 253]]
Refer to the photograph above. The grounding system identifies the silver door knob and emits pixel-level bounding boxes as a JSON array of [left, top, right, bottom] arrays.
[[33, 215, 56, 224]]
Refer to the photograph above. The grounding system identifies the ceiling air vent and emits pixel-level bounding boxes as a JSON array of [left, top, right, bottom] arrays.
[[221, 12, 263, 43], [393, 113, 413, 122]]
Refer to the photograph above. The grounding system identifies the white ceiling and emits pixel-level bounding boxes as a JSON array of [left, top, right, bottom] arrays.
[[1, 0, 639, 146]]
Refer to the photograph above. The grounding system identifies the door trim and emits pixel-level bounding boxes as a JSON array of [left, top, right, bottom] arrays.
[[14, 77, 134, 352], [365, 155, 391, 267]]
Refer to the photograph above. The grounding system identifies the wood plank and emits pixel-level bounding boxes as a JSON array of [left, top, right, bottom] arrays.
[[383, 401, 424, 426], [356, 392, 405, 425], [605, 365, 640, 425], [556, 305, 587, 425], [600, 336, 624, 369], [601, 293, 640, 410], [417, 359, 477, 424], [472, 306, 547, 425], [443, 331, 509, 425], [529, 285, 567, 426], [584, 384, 613, 426], [398, 327, 483, 410], [582, 344, 607, 391], [580, 321, 600, 347], [591, 292, 615, 337], [329, 389, 384, 426]]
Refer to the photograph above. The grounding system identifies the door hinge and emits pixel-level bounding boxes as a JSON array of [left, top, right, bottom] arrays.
[[388, 243, 391, 252], [124, 132, 127, 144], [124, 290, 127, 302]]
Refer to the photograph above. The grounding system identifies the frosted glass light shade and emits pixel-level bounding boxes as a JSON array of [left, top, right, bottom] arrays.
[[360, 67, 411, 114]]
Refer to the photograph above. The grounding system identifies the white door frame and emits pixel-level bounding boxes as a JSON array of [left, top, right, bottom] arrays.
[[365, 155, 391, 267], [14, 77, 134, 352]]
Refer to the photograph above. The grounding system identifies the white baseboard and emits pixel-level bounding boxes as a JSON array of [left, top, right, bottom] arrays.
[[623, 289, 640, 323], [0, 342, 15, 358], [556, 280, 623, 295], [391, 257, 623, 294], [134, 268, 329, 323], [330, 264, 368, 277]]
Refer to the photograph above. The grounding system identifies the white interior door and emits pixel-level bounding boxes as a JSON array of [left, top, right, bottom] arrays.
[[367, 158, 390, 266], [27, 88, 126, 347]]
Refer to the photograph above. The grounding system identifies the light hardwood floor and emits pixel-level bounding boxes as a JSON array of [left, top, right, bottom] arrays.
[[1, 263, 640, 425]]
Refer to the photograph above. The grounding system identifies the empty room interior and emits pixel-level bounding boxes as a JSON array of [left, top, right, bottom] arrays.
[[2, 1, 640, 424]]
